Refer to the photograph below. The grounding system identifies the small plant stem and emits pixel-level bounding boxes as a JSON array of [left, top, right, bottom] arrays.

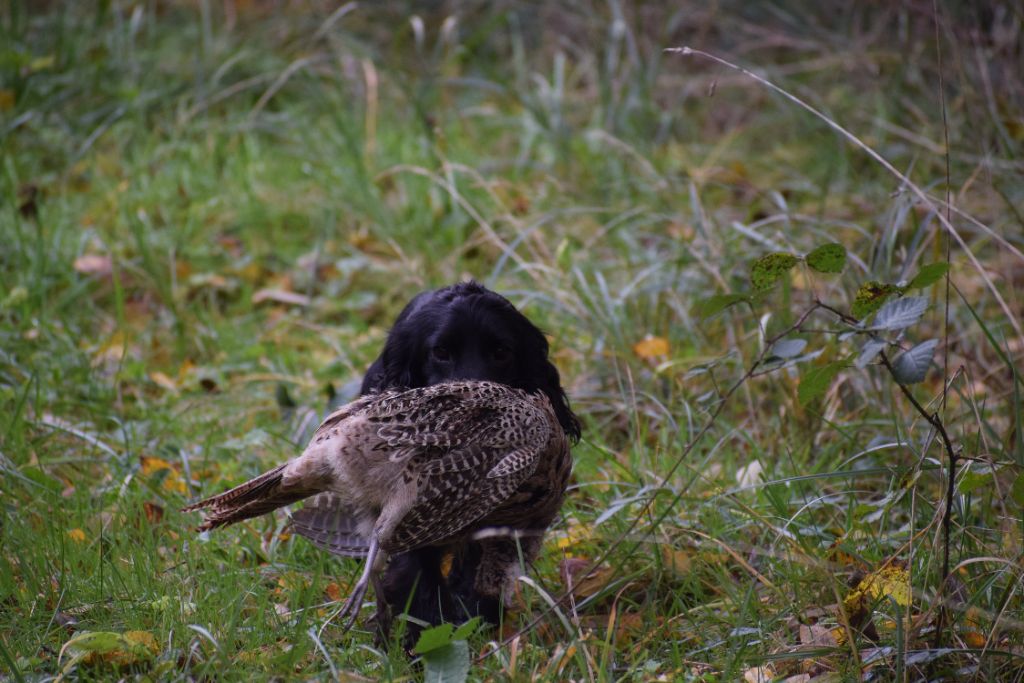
[[816, 299, 959, 647], [933, 0, 954, 650], [480, 303, 823, 660]]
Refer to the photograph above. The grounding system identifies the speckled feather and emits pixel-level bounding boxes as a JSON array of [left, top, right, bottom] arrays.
[[183, 382, 569, 572]]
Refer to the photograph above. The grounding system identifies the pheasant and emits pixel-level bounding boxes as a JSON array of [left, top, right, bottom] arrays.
[[182, 380, 572, 629]]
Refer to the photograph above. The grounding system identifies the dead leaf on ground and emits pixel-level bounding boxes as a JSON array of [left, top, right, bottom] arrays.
[[55, 611, 78, 632], [633, 335, 670, 361], [798, 623, 840, 648], [553, 517, 590, 555], [844, 562, 911, 612], [61, 630, 159, 667], [578, 612, 661, 645], [142, 502, 164, 524], [139, 456, 187, 494], [660, 545, 692, 577], [149, 371, 178, 392], [73, 254, 113, 277], [742, 664, 776, 682], [324, 582, 344, 602], [963, 607, 987, 648], [559, 557, 615, 599], [252, 288, 311, 307]]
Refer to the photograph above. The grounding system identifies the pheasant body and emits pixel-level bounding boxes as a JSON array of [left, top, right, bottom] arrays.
[[183, 381, 571, 627]]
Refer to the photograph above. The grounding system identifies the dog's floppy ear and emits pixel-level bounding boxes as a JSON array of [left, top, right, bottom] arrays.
[[361, 290, 436, 393], [527, 330, 582, 444], [540, 361, 581, 443]]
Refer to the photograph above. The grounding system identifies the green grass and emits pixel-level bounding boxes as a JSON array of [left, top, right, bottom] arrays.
[[2, 1, 1023, 680]]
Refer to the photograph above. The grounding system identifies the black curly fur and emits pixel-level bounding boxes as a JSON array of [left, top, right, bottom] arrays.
[[361, 281, 579, 648]]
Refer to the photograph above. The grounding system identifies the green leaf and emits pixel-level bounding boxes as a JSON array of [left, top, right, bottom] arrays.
[[61, 632, 126, 657], [750, 253, 799, 292], [959, 466, 995, 495], [851, 281, 901, 319], [906, 262, 950, 290], [770, 338, 808, 359], [693, 293, 748, 319], [414, 623, 457, 655], [872, 297, 929, 332], [854, 339, 887, 369], [806, 243, 846, 273], [891, 339, 939, 384], [1011, 474, 1024, 507], [798, 362, 845, 406], [452, 617, 481, 640], [422, 640, 470, 683]]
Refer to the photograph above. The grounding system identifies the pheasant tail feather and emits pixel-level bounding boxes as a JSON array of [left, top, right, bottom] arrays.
[[182, 462, 313, 531]]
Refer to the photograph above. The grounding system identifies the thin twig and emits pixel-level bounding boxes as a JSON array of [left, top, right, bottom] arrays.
[[932, 0, 955, 648], [815, 299, 960, 646]]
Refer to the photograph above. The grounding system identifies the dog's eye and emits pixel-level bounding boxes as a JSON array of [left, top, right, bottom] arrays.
[[431, 346, 451, 362], [492, 345, 512, 363]]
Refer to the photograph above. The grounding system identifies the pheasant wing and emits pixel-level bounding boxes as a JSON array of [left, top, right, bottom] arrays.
[[385, 439, 547, 552], [292, 382, 554, 557], [289, 492, 370, 557]]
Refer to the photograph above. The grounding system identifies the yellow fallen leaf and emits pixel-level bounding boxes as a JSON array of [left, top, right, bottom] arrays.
[[844, 562, 912, 617], [177, 359, 196, 382], [140, 456, 172, 475], [963, 630, 986, 648], [68, 528, 87, 543], [92, 331, 127, 365], [0, 89, 14, 111], [325, 582, 343, 602], [633, 335, 669, 360], [864, 564, 911, 607], [235, 262, 263, 284], [660, 545, 692, 577], [29, 55, 55, 72], [963, 607, 987, 648], [553, 517, 590, 555], [139, 456, 187, 494]]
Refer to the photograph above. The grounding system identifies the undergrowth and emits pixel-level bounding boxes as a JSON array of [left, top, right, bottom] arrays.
[[1, 1, 1022, 681]]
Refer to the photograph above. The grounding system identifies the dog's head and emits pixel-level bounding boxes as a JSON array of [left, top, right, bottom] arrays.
[[362, 281, 581, 442]]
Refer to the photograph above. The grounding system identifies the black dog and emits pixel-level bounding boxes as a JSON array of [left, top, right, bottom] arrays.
[[360, 281, 580, 645]]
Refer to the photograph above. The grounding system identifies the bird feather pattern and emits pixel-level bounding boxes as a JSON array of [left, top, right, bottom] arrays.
[[182, 380, 570, 628]]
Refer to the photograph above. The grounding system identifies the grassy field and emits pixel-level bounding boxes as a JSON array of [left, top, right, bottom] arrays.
[[2, 1, 1023, 680]]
